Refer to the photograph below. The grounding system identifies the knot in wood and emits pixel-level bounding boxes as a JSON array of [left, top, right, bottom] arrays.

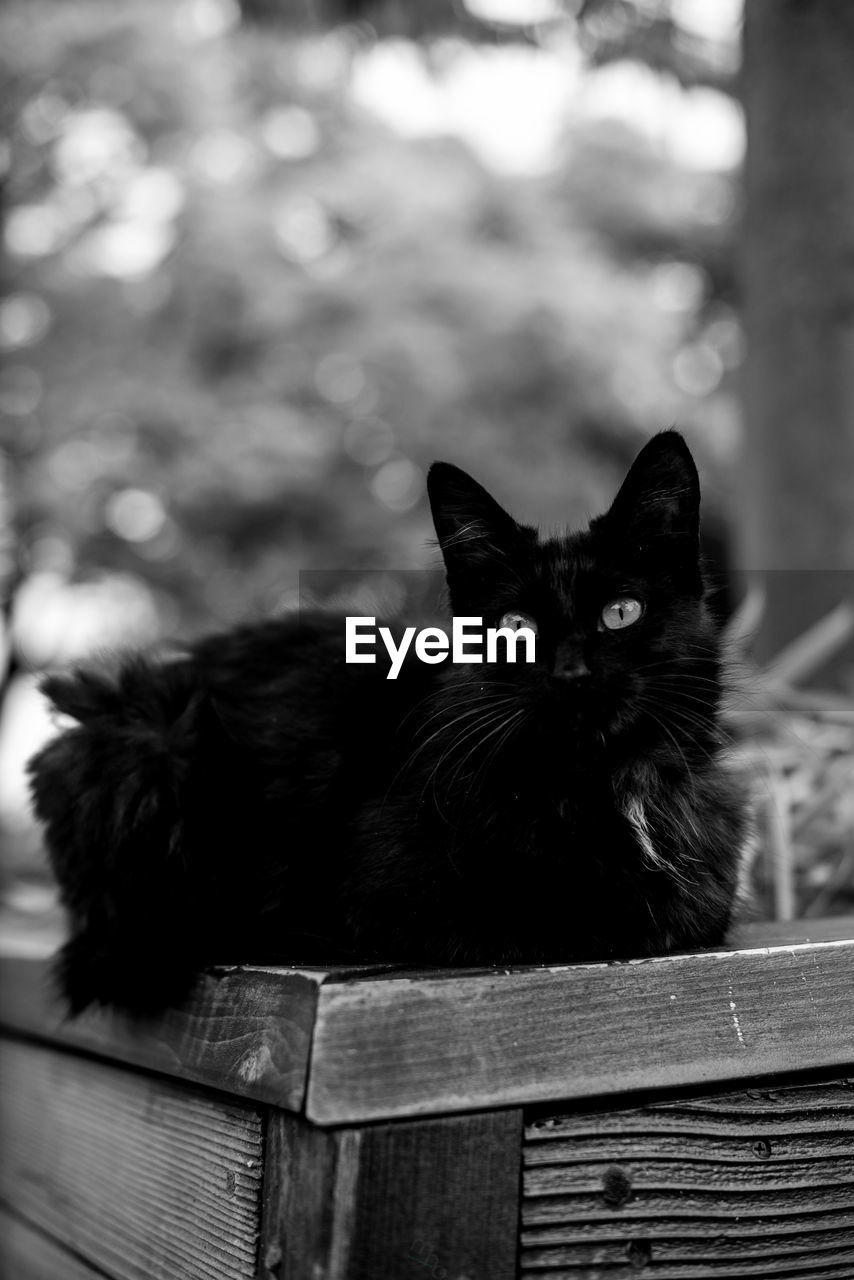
[[602, 1165, 633, 1207], [627, 1239, 653, 1267]]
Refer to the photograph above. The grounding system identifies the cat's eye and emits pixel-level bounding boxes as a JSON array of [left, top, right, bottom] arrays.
[[499, 611, 538, 635], [599, 598, 643, 631]]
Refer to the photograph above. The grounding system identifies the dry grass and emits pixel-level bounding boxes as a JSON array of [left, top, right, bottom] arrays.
[[724, 597, 854, 923]]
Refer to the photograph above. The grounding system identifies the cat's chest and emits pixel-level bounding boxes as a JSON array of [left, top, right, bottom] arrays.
[[492, 781, 643, 861]]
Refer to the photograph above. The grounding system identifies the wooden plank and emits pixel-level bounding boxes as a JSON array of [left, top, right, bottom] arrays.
[[0, 1207, 108, 1280], [259, 1108, 522, 1280], [0, 1036, 263, 1280], [306, 934, 854, 1123], [520, 1079, 854, 1277], [520, 1250, 854, 1278], [5, 917, 854, 1120], [0, 937, 362, 1111]]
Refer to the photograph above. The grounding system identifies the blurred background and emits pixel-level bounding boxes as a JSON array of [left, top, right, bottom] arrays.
[[3, 0, 854, 930]]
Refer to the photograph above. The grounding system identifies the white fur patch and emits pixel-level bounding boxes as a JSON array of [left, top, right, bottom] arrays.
[[622, 795, 667, 870]]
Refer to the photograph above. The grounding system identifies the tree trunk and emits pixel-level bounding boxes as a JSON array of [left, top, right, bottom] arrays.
[[741, 0, 854, 674]]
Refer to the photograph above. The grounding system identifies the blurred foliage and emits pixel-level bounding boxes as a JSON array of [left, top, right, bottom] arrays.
[[1, 0, 743, 654], [12, 1, 854, 930], [576, 0, 738, 92], [6, 0, 854, 932]]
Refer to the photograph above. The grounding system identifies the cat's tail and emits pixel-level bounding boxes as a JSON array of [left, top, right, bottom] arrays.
[[28, 656, 205, 1016]]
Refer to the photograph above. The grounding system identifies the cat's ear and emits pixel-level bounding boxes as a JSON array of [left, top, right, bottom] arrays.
[[427, 463, 521, 564], [600, 430, 700, 548]]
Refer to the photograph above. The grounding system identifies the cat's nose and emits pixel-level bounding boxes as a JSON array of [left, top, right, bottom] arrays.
[[552, 648, 590, 680]]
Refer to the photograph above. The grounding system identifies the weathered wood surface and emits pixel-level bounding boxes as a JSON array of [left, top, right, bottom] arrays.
[[0, 1036, 264, 1280], [0, 1207, 107, 1280], [520, 1078, 854, 1277], [0, 936, 376, 1111], [306, 928, 854, 1122], [259, 1108, 522, 1280], [4, 918, 854, 1123]]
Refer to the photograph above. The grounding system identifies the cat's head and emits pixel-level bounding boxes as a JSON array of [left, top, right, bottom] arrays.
[[426, 431, 722, 760]]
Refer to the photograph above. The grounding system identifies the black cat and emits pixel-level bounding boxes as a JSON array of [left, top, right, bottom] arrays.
[[29, 431, 749, 1014]]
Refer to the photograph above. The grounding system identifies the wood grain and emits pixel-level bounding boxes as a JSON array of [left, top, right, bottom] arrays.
[[0, 1207, 108, 1280], [0, 938, 357, 1112], [5, 918, 854, 1122], [306, 932, 854, 1122], [260, 1108, 522, 1279], [521, 1079, 854, 1278], [0, 1035, 263, 1280]]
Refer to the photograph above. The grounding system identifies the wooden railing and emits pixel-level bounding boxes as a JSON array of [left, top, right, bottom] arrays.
[[2, 916, 854, 1278]]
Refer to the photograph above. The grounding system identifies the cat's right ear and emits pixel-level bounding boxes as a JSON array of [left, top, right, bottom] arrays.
[[427, 462, 522, 574]]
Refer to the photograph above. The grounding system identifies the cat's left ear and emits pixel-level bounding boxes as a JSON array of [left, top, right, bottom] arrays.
[[427, 462, 523, 596], [599, 430, 700, 549]]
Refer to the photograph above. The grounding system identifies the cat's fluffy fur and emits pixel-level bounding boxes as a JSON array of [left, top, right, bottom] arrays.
[[29, 431, 749, 1014]]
